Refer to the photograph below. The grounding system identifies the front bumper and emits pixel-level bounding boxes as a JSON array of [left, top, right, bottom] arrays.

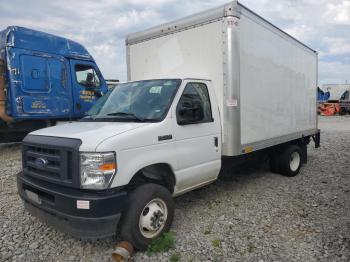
[[17, 172, 128, 239]]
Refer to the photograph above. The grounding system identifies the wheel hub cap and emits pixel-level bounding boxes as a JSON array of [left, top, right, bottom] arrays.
[[290, 151, 301, 172], [139, 198, 168, 238]]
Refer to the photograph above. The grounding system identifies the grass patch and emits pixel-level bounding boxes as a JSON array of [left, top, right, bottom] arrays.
[[203, 228, 211, 235], [170, 252, 181, 262], [211, 238, 221, 248], [147, 232, 175, 254], [247, 243, 256, 253]]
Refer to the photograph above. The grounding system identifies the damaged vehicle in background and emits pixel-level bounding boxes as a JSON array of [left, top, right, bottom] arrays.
[[0, 26, 109, 142]]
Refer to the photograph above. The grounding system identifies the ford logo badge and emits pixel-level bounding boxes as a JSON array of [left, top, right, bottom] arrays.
[[35, 158, 48, 168]]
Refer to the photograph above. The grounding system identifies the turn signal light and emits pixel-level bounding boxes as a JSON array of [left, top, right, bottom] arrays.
[[99, 163, 116, 171]]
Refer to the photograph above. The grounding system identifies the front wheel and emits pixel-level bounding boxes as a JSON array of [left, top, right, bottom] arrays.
[[119, 183, 174, 250]]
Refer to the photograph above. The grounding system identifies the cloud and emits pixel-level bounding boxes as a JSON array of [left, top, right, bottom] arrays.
[[285, 24, 316, 43], [0, 0, 349, 84], [319, 60, 350, 84], [326, 1, 350, 25], [322, 37, 350, 55]]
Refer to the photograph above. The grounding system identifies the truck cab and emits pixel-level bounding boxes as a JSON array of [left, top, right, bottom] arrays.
[[17, 78, 222, 249], [0, 26, 108, 142]]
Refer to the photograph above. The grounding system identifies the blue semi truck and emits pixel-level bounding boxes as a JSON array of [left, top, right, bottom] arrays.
[[0, 26, 109, 142]]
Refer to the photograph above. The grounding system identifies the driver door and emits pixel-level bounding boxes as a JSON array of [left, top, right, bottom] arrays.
[[70, 60, 103, 117], [172, 80, 221, 194]]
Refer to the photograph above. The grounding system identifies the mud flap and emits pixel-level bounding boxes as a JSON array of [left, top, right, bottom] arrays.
[[312, 130, 320, 148]]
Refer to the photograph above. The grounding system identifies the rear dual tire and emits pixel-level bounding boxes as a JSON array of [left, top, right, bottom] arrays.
[[270, 144, 303, 177]]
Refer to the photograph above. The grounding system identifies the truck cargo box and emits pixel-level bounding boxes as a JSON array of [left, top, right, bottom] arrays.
[[126, 0, 318, 156]]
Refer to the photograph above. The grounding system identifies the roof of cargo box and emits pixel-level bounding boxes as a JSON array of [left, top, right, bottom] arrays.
[[0, 26, 93, 60], [126, 1, 317, 54]]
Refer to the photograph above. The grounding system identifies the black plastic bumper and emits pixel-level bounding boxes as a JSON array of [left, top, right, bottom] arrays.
[[17, 172, 128, 239]]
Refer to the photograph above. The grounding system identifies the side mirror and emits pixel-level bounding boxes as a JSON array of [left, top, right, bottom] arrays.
[[178, 101, 204, 125]]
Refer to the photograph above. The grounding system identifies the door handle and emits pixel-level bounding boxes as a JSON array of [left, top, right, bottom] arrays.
[[214, 137, 218, 147]]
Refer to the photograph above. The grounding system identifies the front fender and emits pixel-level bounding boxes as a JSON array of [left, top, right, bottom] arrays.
[[110, 142, 178, 188]]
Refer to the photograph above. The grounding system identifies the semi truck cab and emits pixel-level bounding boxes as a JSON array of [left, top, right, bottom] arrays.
[[0, 26, 108, 142]]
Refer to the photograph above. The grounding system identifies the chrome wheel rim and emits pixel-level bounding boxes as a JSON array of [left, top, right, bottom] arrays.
[[290, 151, 301, 172], [139, 198, 168, 238]]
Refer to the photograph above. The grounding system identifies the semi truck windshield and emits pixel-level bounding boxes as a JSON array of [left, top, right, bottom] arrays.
[[84, 79, 181, 122]]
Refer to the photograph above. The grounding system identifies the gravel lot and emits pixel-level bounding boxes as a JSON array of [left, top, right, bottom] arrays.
[[0, 116, 349, 261]]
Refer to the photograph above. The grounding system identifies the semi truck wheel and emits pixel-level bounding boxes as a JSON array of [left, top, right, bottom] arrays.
[[279, 145, 303, 177], [119, 183, 174, 250], [339, 107, 347, 115]]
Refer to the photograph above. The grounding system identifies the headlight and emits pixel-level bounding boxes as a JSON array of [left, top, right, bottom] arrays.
[[80, 152, 116, 190]]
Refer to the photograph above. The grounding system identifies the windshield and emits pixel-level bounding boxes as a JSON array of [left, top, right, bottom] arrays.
[[83, 79, 181, 122]]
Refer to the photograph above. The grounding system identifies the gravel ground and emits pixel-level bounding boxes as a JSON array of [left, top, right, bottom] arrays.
[[0, 116, 349, 262]]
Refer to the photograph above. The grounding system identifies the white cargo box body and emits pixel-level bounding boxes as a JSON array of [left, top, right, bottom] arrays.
[[126, 1, 318, 156]]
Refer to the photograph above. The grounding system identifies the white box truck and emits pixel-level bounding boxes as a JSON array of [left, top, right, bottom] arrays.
[[17, 1, 320, 250]]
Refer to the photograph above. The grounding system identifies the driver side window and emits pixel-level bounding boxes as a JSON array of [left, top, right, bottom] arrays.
[[176, 82, 212, 125], [75, 64, 100, 88]]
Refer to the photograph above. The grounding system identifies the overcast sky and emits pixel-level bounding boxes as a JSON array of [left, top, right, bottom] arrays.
[[1, 0, 349, 84]]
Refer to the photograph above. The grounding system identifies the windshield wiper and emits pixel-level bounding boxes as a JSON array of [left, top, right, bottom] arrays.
[[106, 112, 145, 122]]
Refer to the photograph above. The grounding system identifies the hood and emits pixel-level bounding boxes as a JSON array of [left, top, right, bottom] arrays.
[[30, 121, 149, 151]]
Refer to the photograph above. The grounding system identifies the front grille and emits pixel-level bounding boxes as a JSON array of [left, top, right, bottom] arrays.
[[22, 135, 82, 188]]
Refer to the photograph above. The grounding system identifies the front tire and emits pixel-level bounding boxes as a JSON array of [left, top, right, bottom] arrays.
[[119, 183, 174, 250]]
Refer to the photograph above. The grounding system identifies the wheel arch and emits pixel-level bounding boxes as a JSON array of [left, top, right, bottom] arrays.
[[269, 137, 308, 163], [126, 163, 176, 194]]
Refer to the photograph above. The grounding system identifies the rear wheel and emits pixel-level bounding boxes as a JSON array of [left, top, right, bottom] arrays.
[[279, 145, 303, 177], [119, 183, 174, 250], [269, 152, 280, 173], [270, 144, 303, 177]]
